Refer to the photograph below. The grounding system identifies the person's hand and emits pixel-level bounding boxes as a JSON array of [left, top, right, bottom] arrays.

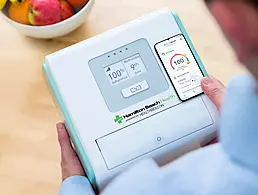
[[57, 122, 85, 181], [201, 75, 226, 111], [200, 75, 226, 145]]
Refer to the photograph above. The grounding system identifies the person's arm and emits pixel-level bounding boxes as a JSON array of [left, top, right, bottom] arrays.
[[59, 176, 95, 195]]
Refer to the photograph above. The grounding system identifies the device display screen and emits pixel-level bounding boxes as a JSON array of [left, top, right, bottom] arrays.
[[155, 34, 204, 101], [104, 54, 147, 85]]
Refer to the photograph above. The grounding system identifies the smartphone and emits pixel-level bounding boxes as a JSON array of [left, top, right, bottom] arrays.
[[155, 34, 205, 101]]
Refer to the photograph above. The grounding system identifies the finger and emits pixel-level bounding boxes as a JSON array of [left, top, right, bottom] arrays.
[[56, 123, 85, 181], [201, 137, 219, 147], [56, 123, 77, 162], [208, 137, 219, 145], [201, 75, 226, 111], [202, 137, 219, 147]]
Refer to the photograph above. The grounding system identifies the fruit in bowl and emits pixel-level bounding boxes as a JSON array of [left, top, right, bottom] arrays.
[[0, 0, 7, 9], [67, 0, 88, 8], [8, 0, 30, 24], [0, 0, 90, 26], [28, 0, 62, 26], [60, 0, 74, 21], [0, 0, 94, 38]]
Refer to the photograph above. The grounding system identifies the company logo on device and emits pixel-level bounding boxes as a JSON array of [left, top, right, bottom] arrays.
[[114, 115, 124, 124], [114, 94, 176, 125], [114, 101, 161, 125]]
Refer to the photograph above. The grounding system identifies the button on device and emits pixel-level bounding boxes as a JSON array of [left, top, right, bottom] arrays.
[[157, 137, 162, 142], [122, 80, 149, 98]]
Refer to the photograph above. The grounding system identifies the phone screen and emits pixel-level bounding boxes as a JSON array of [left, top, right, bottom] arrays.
[[155, 34, 204, 101]]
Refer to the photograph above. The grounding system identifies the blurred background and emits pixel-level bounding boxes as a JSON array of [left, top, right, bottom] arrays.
[[0, 0, 247, 195]]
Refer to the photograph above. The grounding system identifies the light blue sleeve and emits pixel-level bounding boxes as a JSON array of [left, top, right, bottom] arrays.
[[219, 74, 258, 171], [59, 176, 95, 195]]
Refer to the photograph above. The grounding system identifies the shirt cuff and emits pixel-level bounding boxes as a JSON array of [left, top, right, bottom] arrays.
[[59, 175, 95, 195]]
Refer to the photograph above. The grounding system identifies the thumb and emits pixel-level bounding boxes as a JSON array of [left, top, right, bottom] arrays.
[[56, 122, 77, 163], [201, 75, 226, 111]]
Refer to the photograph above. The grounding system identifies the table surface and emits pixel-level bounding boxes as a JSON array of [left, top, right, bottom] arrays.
[[0, 0, 247, 194]]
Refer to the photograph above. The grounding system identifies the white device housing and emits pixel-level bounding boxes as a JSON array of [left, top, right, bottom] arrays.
[[43, 9, 218, 191]]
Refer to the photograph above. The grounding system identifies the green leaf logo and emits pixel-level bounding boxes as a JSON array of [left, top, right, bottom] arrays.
[[114, 115, 123, 124]]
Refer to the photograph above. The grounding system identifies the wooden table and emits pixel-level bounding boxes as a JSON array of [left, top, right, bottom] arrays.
[[0, 0, 246, 194]]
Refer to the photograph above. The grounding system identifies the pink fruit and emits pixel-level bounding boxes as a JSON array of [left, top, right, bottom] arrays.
[[28, 0, 61, 26]]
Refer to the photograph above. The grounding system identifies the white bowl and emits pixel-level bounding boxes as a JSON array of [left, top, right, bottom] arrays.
[[1, 0, 94, 39]]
